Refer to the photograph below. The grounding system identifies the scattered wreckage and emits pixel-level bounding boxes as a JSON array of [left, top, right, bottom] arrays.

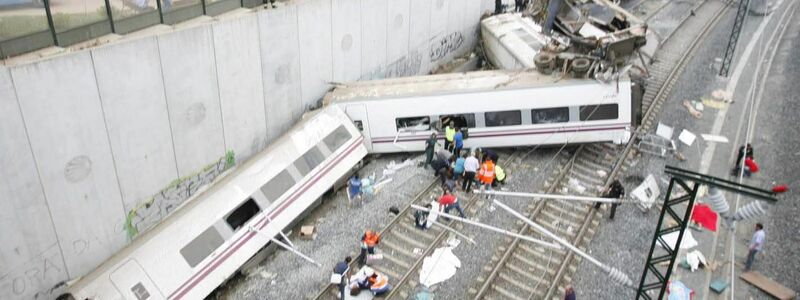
[[481, 0, 648, 78]]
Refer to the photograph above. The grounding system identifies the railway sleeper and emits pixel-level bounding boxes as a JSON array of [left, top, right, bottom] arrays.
[[397, 220, 438, 240], [370, 265, 403, 282], [570, 161, 609, 178], [498, 271, 535, 293], [511, 252, 557, 277], [519, 243, 566, 258], [545, 201, 589, 217], [492, 283, 528, 300], [505, 259, 551, 282], [380, 251, 413, 270], [390, 228, 432, 249], [540, 208, 583, 228], [380, 239, 421, 260]]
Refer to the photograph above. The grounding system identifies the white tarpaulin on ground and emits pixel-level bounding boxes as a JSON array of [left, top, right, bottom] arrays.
[[419, 247, 461, 287], [660, 230, 698, 250], [632, 174, 660, 210]]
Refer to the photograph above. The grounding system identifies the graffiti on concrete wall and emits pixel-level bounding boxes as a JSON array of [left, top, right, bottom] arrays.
[[361, 50, 423, 80], [0, 245, 67, 300], [123, 151, 235, 240], [430, 32, 464, 62]]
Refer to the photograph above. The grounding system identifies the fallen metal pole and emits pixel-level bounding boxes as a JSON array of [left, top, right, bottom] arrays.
[[431, 221, 477, 245], [410, 205, 562, 250], [267, 215, 294, 249], [476, 190, 622, 203], [493, 200, 635, 288], [249, 226, 321, 267]]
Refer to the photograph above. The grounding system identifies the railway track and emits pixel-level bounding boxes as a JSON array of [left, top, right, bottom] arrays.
[[469, 0, 732, 299], [314, 149, 543, 300]]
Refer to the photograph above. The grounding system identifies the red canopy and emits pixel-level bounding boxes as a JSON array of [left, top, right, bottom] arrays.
[[691, 203, 718, 232]]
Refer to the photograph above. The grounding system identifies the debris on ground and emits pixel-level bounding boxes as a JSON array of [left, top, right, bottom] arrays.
[[711, 89, 733, 102], [690, 203, 718, 232], [740, 271, 798, 300], [419, 247, 461, 287], [660, 230, 698, 250], [631, 174, 660, 211], [667, 280, 694, 300], [685, 249, 707, 272], [300, 225, 316, 240], [700, 134, 729, 143], [682, 100, 703, 118], [678, 129, 697, 146]]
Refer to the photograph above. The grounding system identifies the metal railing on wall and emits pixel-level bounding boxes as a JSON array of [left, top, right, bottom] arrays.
[[0, 0, 269, 58]]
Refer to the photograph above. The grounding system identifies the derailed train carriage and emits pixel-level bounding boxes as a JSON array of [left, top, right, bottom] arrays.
[[64, 106, 367, 300], [324, 70, 642, 154]]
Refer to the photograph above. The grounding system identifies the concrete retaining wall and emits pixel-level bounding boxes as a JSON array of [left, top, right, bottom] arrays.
[[0, 0, 494, 298]]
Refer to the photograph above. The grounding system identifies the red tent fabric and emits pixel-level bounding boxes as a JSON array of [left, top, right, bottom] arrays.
[[691, 203, 718, 232]]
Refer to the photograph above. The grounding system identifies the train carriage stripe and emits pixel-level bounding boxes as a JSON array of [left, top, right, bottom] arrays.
[[369, 123, 630, 143], [169, 137, 364, 299]]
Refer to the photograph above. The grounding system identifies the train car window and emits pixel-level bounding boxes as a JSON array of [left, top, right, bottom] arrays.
[[484, 110, 522, 127], [323, 125, 353, 151], [579, 104, 619, 121], [131, 282, 150, 300], [396, 116, 430, 131], [440, 114, 476, 128], [180, 226, 225, 268], [531, 107, 570, 124], [261, 170, 297, 201], [294, 146, 326, 176], [225, 198, 262, 231]]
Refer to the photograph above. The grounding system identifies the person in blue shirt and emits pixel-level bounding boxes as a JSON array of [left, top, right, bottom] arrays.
[[453, 128, 464, 157], [348, 174, 362, 206], [453, 154, 466, 182]]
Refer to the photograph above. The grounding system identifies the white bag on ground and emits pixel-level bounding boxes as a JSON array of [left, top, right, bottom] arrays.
[[419, 247, 461, 287]]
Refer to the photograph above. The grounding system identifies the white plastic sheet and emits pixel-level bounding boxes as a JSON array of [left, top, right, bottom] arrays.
[[419, 247, 461, 287], [660, 230, 698, 250]]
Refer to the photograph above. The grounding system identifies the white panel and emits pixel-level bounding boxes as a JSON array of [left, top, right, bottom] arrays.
[[258, 6, 303, 142], [331, 0, 362, 82], [446, 0, 468, 59], [213, 15, 268, 159], [0, 67, 68, 300], [360, 0, 387, 79], [409, 0, 432, 74], [386, 0, 411, 64], [92, 37, 179, 211], [12, 53, 126, 277], [430, 0, 449, 38], [158, 25, 226, 177], [297, 0, 334, 110], [465, 0, 484, 50]]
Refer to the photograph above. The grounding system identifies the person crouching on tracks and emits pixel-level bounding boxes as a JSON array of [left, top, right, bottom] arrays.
[[478, 158, 496, 199], [360, 230, 381, 266], [492, 164, 506, 189], [438, 189, 466, 218], [595, 179, 625, 220], [349, 267, 391, 296]]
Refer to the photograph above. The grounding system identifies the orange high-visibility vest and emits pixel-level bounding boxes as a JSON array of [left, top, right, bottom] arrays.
[[479, 161, 495, 184], [369, 273, 388, 291], [363, 231, 381, 247]]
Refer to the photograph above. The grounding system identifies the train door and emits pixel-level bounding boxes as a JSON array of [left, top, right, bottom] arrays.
[[345, 105, 372, 151], [109, 259, 165, 300]]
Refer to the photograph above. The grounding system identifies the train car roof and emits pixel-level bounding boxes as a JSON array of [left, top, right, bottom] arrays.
[[323, 70, 629, 103]]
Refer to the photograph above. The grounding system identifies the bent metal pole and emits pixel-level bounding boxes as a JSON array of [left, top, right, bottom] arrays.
[[410, 204, 562, 250], [249, 226, 322, 267], [477, 190, 623, 203], [492, 200, 635, 288]]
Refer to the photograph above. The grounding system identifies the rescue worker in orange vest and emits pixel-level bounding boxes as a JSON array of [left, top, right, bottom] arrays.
[[478, 158, 495, 199], [367, 270, 391, 296], [360, 230, 381, 266]]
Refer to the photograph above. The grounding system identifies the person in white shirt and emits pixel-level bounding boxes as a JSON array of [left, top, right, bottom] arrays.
[[462, 152, 480, 193], [744, 223, 765, 271]]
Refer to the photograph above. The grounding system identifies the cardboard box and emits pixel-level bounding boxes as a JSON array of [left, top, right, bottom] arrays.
[[300, 226, 316, 240]]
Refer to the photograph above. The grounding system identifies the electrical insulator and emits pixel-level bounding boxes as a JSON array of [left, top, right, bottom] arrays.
[[705, 187, 730, 217], [733, 201, 766, 221], [607, 267, 635, 288]]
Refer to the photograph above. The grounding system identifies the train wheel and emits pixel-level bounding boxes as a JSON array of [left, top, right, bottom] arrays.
[[534, 52, 555, 74], [571, 57, 591, 77]]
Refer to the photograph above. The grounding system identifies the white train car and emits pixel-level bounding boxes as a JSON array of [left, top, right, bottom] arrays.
[[324, 70, 636, 154], [481, 13, 556, 69], [65, 106, 367, 300]]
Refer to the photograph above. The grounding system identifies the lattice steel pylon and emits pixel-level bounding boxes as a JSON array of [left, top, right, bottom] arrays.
[[635, 166, 777, 299], [719, 0, 752, 76]]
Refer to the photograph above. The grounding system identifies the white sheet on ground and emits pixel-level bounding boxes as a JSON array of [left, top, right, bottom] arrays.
[[419, 247, 461, 287], [426, 201, 440, 229], [660, 230, 698, 250]]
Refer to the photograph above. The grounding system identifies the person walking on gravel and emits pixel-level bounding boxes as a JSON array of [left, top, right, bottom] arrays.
[[744, 223, 766, 271], [595, 179, 624, 220]]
